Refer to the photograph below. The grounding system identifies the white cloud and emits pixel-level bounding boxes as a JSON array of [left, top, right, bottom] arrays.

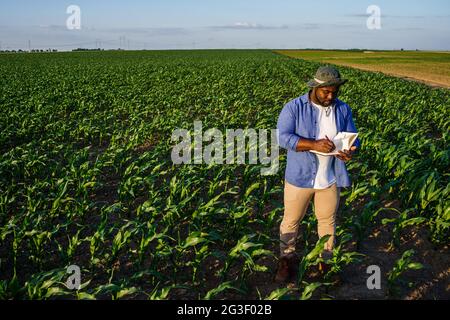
[[209, 22, 288, 30]]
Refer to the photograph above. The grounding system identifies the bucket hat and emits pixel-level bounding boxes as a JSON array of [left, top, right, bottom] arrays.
[[307, 65, 348, 88]]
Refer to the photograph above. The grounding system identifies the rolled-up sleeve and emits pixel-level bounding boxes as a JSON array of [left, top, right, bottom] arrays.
[[277, 102, 301, 152]]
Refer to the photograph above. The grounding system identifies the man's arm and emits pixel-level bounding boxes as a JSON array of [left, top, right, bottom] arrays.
[[276, 102, 301, 152], [277, 102, 335, 153], [295, 137, 335, 153], [295, 138, 315, 152]]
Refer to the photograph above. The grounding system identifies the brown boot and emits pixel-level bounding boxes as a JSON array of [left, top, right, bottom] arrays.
[[275, 256, 290, 283], [275, 255, 299, 283], [318, 261, 331, 275]]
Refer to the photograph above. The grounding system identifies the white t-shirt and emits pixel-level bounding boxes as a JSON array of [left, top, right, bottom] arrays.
[[311, 100, 337, 189]]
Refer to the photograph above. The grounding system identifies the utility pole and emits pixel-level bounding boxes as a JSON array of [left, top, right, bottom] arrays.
[[28, 40, 31, 51], [119, 36, 127, 50], [95, 39, 102, 49]]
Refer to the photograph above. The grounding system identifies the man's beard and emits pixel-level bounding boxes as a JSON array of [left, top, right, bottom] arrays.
[[314, 90, 334, 106]]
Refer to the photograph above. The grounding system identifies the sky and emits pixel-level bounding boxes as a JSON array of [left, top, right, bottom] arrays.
[[0, 0, 449, 51]]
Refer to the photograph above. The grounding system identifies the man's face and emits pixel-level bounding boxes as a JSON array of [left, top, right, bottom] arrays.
[[314, 85, 340, 106]]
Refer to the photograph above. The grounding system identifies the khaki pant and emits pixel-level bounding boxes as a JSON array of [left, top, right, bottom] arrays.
[[280, 180, 340, 260]]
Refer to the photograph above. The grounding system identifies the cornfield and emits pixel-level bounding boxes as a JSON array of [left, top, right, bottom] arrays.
[[0, 50, 448, 299]]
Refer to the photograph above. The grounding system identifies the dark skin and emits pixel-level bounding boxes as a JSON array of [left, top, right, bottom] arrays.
[[295, 85, 357, 162]]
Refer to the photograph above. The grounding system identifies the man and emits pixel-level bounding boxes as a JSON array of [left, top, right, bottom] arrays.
[[275, 65, 361, 282]]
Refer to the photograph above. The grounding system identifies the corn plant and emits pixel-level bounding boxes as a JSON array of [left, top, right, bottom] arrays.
[[352, 201, 383, 250], [23, 268, 71, 300], [264, 287, 292, 300], [203, 281, 245, 300], [387, 249, 423, 297], [56, 229, 82, 264], [299, 281, 323, 300], [325, 230, 365, 281], [185, 244, 210, 284], [110, 227, 134, 261], [136, 223, 169, 265], [429, 199, 450, 245], [94, 282, 138, 300], [0, 274, 22, 300], [25, 230, 52, 268], [0, 49, 448, 300], [219, 234, 272, 281], [381, 208, 427, 249], [296, 235, 331, 287]]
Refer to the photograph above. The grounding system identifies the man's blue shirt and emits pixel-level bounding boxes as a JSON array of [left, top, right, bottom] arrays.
[[276, 91, 361, 188]]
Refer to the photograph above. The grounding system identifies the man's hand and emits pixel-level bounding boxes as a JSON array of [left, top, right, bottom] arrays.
[[335, 146, 357, 162], [312, 138, 335, 153]]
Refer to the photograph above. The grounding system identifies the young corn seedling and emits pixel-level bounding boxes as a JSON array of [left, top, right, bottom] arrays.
[[325, 230, 365, 281], [110, 227, 133, 261], [206, 167, 230, 198], [148, 283, 175, 300], [94, 282, 138, 300], [185, 244, 210, 284], [191, 187, 239, 229], [264, 205, 284, 233], [0, 273, 23, 299], [0, 193, 15, 224], [296, 235, 331, 288], [88, 211, 110, 266], [202, 281, 245, 300], [219, 234, 270, 282], [381, 208, 427, 249], [24, 268, 71, 300], [418, 172, 444, 211], [301, 213, 317, 250], [352, 201, 383, 250], [264, 287, 292, 300], [136, 223, 169, 265], [299, 281, 324, 300], [7, 228, 23, 275], [25, 230, 52, 268], [49, 178, 73, 218], [344, 182, 370, 205], [118, 163, 145, 205], [387, 249, 423, 297], [173, 231, 214, 282], [56, 229, 83, 264], [227, 204, 252, 235], [429, 199, 450, 245]]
